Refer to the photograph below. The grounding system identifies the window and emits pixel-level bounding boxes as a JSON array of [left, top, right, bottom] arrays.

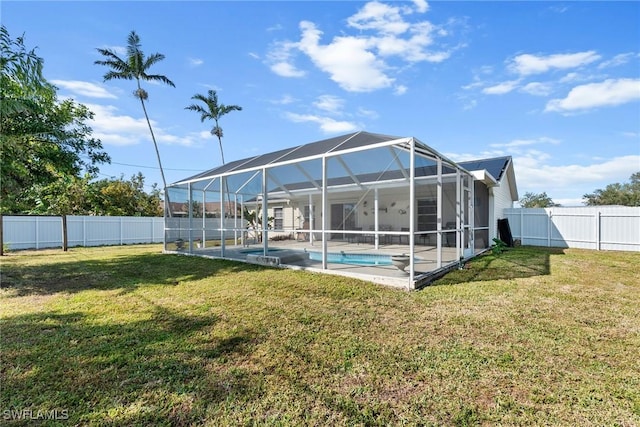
[[274, 207, 283, 230]]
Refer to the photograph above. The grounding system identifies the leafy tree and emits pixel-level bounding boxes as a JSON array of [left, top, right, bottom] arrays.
[[185, 89, 242, 165], [29, 172, 162, 216], [583, 172, 640, 206], [95, 30, 175, 214], [1, 25, 109, 214], [519, 192, 560, 208]]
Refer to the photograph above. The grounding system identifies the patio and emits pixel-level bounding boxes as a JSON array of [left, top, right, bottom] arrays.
[[165, 131, 485, 289]]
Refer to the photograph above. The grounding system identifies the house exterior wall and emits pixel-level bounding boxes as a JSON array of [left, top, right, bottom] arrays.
[[490, 176, 516, 241]]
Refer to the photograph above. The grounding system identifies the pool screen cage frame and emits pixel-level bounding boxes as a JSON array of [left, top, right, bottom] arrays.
[[164, 134, 476, 288]]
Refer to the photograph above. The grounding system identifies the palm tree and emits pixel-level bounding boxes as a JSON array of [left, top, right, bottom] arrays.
[[95, 30, 175, 215], [185, 89, 242, 165]]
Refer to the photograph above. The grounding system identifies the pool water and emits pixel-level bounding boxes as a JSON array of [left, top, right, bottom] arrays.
[[307, 251, 392, 266]]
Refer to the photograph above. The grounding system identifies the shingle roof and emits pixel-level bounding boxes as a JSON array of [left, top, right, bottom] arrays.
[[458, 156, 512, 182]]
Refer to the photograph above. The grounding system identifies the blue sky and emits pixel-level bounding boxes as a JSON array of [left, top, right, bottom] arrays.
[[4, 0, 640, 205]]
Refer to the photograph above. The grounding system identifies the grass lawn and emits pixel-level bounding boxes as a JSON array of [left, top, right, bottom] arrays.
[[1, 244, 639, 426]]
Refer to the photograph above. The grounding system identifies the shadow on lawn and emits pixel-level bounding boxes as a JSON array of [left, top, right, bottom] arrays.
[[0, 252, 265, 297], [429, 246, 566, 286], [1, 301, 260, 425]]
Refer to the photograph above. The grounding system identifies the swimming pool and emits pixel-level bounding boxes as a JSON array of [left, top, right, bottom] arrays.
[[307, 251, 392, 266]]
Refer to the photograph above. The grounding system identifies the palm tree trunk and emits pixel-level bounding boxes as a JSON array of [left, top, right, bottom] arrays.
[[139, 98, 172, 218]]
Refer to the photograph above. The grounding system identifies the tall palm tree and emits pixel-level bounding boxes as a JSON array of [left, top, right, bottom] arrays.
[[95, 30, 175, 215], [185, 89, 242, 165]]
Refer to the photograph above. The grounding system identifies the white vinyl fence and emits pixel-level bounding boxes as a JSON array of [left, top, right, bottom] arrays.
[[2, 215, 164, 250], [504, 207, 640, 252]]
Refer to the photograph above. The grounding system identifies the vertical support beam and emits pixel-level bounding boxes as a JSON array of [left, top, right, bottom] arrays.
[[219, 178, 225, 256], [409, 138, 416, 287], [436, 157, 443, 268], [308, 194, 314, 245], [262, 168, 268, 255], [322, 156, 328, 270], [456, 169, 461, 261], [188, 182, 193, 254], [469, 175, 475, 253], [0, 214, 3, 256], [374, 188, 379, 249], [234, 193, 238, 246], [240, 195, 245, 247], [202, 190, 207, 248]]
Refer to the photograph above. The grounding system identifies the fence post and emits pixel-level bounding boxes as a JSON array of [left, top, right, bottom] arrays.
[[547, 210, 552, 247], [61, 215, 68, 251], [596, 210, 601, 251], [520, 209, 524, 245]]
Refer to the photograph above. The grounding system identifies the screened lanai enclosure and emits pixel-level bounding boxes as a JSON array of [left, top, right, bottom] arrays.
[[165, 132, 482, 289]]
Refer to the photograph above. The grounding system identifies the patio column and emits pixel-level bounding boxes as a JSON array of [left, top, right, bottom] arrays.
[[220, 177, 225, 257], [409, 138, 416, 287], [240, 195, 245, 247], [262, 167, 268, 255], [321, 155, 328, 270], [456, 168, 461, 261], [188, 182, 193, 254], [436, 157, 442, 268], [374, 188, 379, 249], [308, 194, 314, 246], [202, 189, 206, 248]]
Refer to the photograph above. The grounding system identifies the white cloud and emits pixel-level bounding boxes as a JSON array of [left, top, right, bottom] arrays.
[[490, 137, 560, 148], [267, 40, 306, 78], [598, 52, 635, 69], [248, 52, 260, 60], [347, 0, 411, 35], [51, 80, 117, 99], [313, 95, 345, 114], [298, 21, 394, 92], [394, 85, 408, 95], [412, 0, 429, 13], [87, 103, 197, 147], [451, 147, 640, 206], [482, 79, 520, 95], [357, 107, 379, 119], [188, 57, 204, 67], [545, 78, 640, 113], [520, 81, 553, 96], [509, 51, 601, 76], [284, 112, 359, 133], [513, 153, 640, 197], [271, 94, 297, 105], [270, 61, 306, 78], [266, 0, 456, 93]]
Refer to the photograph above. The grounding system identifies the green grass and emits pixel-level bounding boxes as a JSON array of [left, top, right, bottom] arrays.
[[1, 244, 639, 426]]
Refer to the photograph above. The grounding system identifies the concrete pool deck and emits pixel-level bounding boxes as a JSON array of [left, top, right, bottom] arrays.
[[169, 239, 484, 289]]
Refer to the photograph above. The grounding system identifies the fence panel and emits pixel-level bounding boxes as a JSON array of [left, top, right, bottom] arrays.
[[504, 207, 640, 252], [2, 215, 164, 251]]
